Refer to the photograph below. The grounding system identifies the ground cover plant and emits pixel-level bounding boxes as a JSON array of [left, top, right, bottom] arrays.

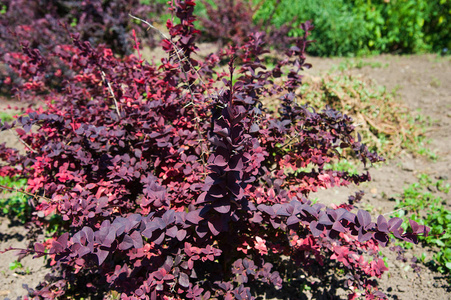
[[393, 174, 451, 279], [0, 1, 430, 299], [0, 176, 31, 223]]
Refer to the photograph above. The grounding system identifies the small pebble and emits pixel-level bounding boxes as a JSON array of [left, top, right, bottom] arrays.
[[401, 161, 415, 172]]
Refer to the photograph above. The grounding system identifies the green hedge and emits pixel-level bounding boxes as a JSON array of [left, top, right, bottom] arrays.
[[255, 0, 450, 56], [148, 0, 450, 57]]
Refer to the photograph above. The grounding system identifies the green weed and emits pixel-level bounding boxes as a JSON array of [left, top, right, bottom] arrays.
[[324, 159, 358, 175], [0, 111, 15, 123], [0, 176, 32, 223], [9, 260, 23, 271], [331, 59, 388, 72], [393, 174, 451, 278]]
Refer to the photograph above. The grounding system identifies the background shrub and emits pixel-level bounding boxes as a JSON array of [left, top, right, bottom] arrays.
[[0, 0, 160, 55], [252, 0, 450, 56], [255, 0, 369, 56], [0, 0, 164, 96]]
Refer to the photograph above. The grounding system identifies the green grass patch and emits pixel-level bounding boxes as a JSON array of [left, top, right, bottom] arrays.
[[0, 176, 32, 223], [393, 174, 451, 278]]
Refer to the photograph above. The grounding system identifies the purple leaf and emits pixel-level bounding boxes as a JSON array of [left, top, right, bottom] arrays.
[[332, 221, 345, 233], [179, 272, 190, 288], [377, 215, 389, 232], [34, 243, 45, 254], [96, 249, 109, 265], [176, 229, 187, 241], [286, 215, 300, 226], [130, 231, 143, 249], [166, 226, 178, 238], [118, 234, 134, 250], [249, 124, 259, 133], [388, 217, 403, 231], [212, 198, 231, 214], [358, 227, 373, 243], [78, 246, 91, 257], [213, 155, 228, 167], [357, 210, 371, 229], [153, 232, 166, 244], [374, 232, 389, 247], [310, 221, 324, 237], [318, 214, 333, 226], [186, 210, 203, 224]]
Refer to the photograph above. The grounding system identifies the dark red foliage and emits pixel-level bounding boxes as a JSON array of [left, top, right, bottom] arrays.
[[0, 0, 162, 96], [199, 0, 296, 49], [0, 0, 159, 55], [0, 1, 429, 299]]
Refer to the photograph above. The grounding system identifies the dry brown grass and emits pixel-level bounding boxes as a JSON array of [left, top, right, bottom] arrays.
[[296, 73, 424, 158]]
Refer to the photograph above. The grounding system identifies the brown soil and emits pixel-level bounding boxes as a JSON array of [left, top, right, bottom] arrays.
[[0, 52, 450, 299], [309, 54, 451, 300]]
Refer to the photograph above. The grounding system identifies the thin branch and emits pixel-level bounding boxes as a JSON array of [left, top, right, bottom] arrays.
[[129, 14, 170, 39], [8, 128, 37, 153], [100, 70, 121, 118], [0, 184, 51, 204], [129, 14, 212, 163], [129, 14, 212, 92]]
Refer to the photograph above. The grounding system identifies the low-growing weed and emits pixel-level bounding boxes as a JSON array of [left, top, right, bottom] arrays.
[[331, 59, 388, 72], [9, 260, 31, 275], [430, 77, 442, 88], [405, 113, 437, 160], [393, 174, 451, 278], [0, 111, 14, 123], [0, 176, 31, 223], [9, 260, 23, 271], [324, 159, 358, 176]]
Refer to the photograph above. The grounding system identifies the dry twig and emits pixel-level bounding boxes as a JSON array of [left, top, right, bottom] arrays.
[[100, 70, 121, 118]]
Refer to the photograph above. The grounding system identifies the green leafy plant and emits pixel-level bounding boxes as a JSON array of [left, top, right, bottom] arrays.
[[256, 0, 369, 56], [9, 260, 23, 271], [0, 176, 31, 222], [254, 0, 450, 56], [324, 159, 358, 176], [0, 111, 14, 123], [393, 174, 451, 278], [330, 59, 388, 73]]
